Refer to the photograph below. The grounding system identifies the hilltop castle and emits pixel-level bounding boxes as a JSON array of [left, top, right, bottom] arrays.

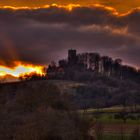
[[47, 49, 121, 79]]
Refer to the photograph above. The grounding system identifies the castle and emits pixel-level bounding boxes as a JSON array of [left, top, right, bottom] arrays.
[[47, 49, 124, 80]]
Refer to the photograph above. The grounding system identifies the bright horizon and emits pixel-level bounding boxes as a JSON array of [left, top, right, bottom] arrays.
[[0, 0, 140, 13]]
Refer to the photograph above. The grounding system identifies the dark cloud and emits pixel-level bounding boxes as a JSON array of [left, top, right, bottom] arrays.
[[0, 6, 140, 67], [0, 6, 119, 26]]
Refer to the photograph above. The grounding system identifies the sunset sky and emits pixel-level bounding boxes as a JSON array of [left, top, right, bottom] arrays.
[[0, 0, 140, 13], [0, 0, 140, 68]]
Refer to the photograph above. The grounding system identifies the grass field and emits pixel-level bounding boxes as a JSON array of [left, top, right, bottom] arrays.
[[92, 113, 140, 124], [80, 106, 140, 123], [81, 106, 140, 113], [102, 134, 131, 140], [81, 106, 140, 138]]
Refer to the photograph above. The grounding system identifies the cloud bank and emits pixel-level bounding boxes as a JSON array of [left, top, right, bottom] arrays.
[[0, 5, 140, 67]]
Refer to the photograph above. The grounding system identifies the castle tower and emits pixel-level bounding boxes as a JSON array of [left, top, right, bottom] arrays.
[[68, 49, 77, 65]]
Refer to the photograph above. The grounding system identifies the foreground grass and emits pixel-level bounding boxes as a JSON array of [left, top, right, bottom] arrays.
[[80, 106, 140, 124], [81, 106, 140, 113], [102, 134, 131, 140], [93, 113, 140, 124]]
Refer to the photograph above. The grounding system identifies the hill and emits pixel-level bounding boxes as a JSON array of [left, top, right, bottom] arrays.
[[0, 75, 140, 110], [0, 77, 140, 139], [0, 80, 94, 140]]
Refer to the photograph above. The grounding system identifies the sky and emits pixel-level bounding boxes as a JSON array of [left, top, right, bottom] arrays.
[[0, 1, 140, 68], [0, 0, 140, 13]]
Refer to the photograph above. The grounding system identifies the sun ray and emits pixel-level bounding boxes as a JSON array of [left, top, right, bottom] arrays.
[[0, 61, 45, 78]]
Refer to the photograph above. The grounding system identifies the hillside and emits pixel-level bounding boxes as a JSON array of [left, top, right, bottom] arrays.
[[71, 76, 140, 109], [0, 75, 140, 110], [0, 77, 140, 139], [0, 80, 94, 140]]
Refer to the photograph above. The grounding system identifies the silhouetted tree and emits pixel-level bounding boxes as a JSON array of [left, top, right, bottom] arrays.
[[114, 58, 122, 78], [101, 56, 113, 76]]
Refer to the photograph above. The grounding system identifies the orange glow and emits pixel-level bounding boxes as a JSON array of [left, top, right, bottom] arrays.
[[1, 3, 81, 11], [0, 4, 122, 16], [0, 1, 140, 14], [0, 61, 45, 78], [50, 3, 80, 11]]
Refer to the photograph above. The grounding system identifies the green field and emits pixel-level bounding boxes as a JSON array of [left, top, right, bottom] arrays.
[[81, 106, 140, 139], [81, 106, 140, 113], [101, 134, 131, 140]]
